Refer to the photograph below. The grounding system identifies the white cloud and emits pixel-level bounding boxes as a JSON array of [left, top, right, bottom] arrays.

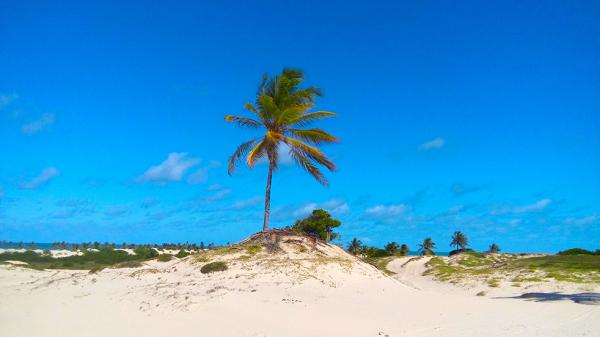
[[0, 92, 18, 110], [293, 199, 350, 218], [137, 152, 199, 183], [564, 214, 599, 226], [141, 197, 160, 209], [365, 204, 407, 218], [21, 113, 55, 135], [206, 189, 232, 202], [187, 168, 208, 185], [232, 196, 263, 209], [207, 184, 222, 191], [514, 199, 552, 213], [104, 206, 129, 217], [418, 137, 445, 150], [20, 167, 60, 189], [448, 205, 465, 214]]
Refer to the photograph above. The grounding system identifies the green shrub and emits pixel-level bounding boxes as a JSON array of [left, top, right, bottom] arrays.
[[557, 248, 594, 256], [201, 261, 228, 274], [175, 250, 190, 258], [157, 254, 173, 262], [115, 261, 143, 268], [134, 247, 159, 259]]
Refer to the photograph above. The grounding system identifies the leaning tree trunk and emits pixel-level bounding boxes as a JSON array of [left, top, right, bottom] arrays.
[[262, 161, 274, 231]]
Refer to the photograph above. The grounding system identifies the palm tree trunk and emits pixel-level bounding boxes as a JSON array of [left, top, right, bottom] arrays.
[[262, 162, 274, 231]]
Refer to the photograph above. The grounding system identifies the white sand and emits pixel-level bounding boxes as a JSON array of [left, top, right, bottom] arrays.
[[0, 238, 598, 337]]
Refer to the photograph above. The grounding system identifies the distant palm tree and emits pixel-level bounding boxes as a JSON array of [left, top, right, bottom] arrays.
[[347, 238, 362, 255], [450, 231, 469, 250], [399, 244, 410, 256], [384, 241, 400, 255], [418, 238, 436, 256], [488, 243, 501, 254], [226, 69, 339, 231]]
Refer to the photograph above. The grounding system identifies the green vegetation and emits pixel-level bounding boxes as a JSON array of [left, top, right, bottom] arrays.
[[200, 261, 228, 274], [289, 209, 341, 241], [557, 248, 600, 256], [425, 252, 600, 285], [418, 238, 436, 256], [347, 238, 362, 255], [0, 247, 161, 270], [450, 231, 469, 251], [175, 250, 191, 258], [157, 254, 173, 262], [225, 68, 339, 231], [488, 243, 501, 254]]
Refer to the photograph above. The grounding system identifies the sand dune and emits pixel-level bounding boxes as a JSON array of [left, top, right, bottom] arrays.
[[1, 236, 598, 337]]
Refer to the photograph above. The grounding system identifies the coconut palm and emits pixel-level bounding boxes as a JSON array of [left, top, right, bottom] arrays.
[[488, 243, 501, 254], [399, 244, 410, 256], [450, 231, 469, 250], [347, 238, 362, 255], [384, 241, 400, 255], [226, 69, 339, 231], [418, 238, 436, 256]]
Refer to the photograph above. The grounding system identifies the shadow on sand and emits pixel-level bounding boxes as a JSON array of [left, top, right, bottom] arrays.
[[499, 292, 600, 305]]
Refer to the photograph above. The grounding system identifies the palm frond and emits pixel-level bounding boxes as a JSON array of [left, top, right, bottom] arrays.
[[228, 138, 258, 175], [289, 111, 336, 127], [285, 137, 336, 171], [288, 146, 328, 185], [288, 128, 339, 145], [246, 138, 267, 168], [224, 115, 262, 128]]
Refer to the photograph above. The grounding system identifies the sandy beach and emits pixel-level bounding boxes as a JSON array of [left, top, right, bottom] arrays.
[[1, 236, 598, 337]]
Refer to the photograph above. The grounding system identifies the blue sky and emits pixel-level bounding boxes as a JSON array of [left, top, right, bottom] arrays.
[[1, 0, 599, 252]]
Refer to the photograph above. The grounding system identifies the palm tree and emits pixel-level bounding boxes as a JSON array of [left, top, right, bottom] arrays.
[[488, 243, 501, 254], [384, 241, 400, 255], [418, 238, 436, 256], [450, 231, 469, 251], [399, 244, 410, 256], [226, 69, 339, 231], [347, 238, 362, 255]]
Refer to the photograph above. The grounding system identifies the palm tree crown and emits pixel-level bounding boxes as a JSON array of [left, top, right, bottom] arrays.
[[450, 231, 469, 250], [226, 69, 339, 231], [418, 237, 436, 256], [348, 238, 362, 255]]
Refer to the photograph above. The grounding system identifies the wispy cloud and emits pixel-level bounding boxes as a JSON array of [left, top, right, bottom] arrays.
[[451, 183, 487, 197], [0, 186, 4, 200], [137, 152, 199, 183], [564, 214, 599, 226], [292, 199, 350, 218], [514, 199, 552, 213], [232, 196, 263, 209], [205, 189, 232, 202], [0, 92, 18, 111], [492, 199, 552, 215], [20, 167, 60, 189], [207, 184, 222, 191], [364, 203, 407, 220], [418, 137, 445, 150], [447, 205, 465, 214], [21, 113, 55, 135], [141, 197, 160, 209], [104, 205, 129, 217], [187, 168, 208, 185]]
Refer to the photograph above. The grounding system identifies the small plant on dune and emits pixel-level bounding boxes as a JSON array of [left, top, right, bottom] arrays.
[[225, 68, 339, 232], [488, 243, 501, 254], [157, 254, 173, 262], [175, 250, 190, 258], [134, 247, 159, 259], [201, 261, 228, 274]]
